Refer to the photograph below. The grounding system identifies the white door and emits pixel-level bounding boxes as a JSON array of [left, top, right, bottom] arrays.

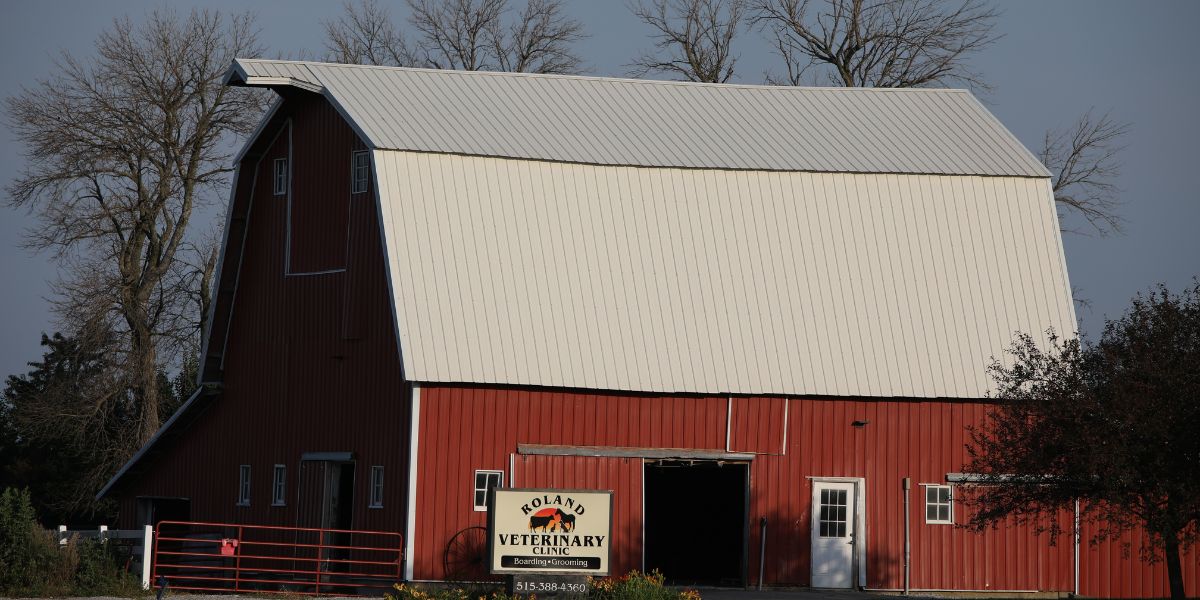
[[810, 481, 856, 588]]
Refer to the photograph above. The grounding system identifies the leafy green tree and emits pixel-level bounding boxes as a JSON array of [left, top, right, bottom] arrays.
[[965, 281, 1200, 600]]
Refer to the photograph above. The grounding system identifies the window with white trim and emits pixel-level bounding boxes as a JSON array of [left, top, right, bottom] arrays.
[[273, 158, 288, 195], [352, 151, 370, 194], [925, 484, 953, 524], [473, 470, 503, 512], [369, 465, 384, 508], [272, 464, 286, 506], [237, 465, 251, 506]]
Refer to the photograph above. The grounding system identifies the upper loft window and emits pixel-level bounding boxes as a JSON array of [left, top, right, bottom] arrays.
[[925, 484, 953, 524], [273, 158, 288, 196], [352, 151, 370, 194]]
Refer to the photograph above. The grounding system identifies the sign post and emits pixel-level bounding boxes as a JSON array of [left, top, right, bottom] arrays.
[[488, 488, 613, 598]]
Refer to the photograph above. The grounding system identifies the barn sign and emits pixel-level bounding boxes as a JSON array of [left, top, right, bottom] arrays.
[[488, 488, 613, 575]]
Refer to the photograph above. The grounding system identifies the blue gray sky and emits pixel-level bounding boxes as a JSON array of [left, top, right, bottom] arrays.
[[2, 1, 1198, 381]]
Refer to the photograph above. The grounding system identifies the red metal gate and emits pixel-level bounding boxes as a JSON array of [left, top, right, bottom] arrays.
[[152, 521, 403, 596]]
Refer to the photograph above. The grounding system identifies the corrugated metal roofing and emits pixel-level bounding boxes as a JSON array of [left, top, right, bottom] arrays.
[[374, 150, 1075, 398], [227, 58, 1049, 177]]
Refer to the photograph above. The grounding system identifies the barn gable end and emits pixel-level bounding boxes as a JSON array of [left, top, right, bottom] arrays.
[[101, 91, 410, 536]]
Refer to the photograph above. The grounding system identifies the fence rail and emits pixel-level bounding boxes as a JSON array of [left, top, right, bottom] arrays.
[[56, 525, 147, 542], [51, 524, 155, 589], [152, 520, 404, 596]]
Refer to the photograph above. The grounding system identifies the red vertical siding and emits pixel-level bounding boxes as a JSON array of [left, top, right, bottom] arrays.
[[748, 397, 1072, 591], [1080, 518, 1200, 598], [115, 92, 410, 537], [729, 396, 786, 454], [414, 388, 1088, 590], [287, 95, 357, 273], [413, 387, 727, 580]]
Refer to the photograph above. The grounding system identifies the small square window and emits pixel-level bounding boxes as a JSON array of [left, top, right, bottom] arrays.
[[237, 465, 251, 507], [273, 158, 288, 196], [473, 470, 503, 512], [352, 151, 370, 194], [925, 484, 953, 524], [369, 466, 384, 508], [272, 464, 286, 507]]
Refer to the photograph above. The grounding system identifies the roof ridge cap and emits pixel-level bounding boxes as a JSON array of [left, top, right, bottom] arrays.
[[236, 58, 969, 95]]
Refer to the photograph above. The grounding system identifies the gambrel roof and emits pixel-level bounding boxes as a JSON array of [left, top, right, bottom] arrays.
[[226, 58, 1049, 177], [225, 59, 1075, 399]]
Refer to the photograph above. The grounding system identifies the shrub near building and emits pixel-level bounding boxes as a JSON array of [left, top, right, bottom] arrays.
[[0, 487, 139, 597]]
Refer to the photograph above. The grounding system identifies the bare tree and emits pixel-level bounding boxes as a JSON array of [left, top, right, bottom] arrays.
[[752, 0, 998, 88], [408, 0, 508, 70], [327, 0, 585, 74], [492, 0, 586, 74], [172, 229, 222, 360], [628, 0, 747, 83], [4, 9, 264, 459], [1042, 109, 1130, 236], [324, 0, 416, 66]]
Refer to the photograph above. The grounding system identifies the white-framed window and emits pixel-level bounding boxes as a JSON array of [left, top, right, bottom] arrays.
[[237, 465, 251, 506], [473, 470, 503, 512], [272, 464, 287, 506], [369, 465, 384, 508], [273, 158, 288, 195], [925, 484, 953, 524], [351, 151, 370, 194]]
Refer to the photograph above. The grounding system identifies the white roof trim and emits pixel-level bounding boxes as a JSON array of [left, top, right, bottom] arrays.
[[223, 60, 324, 94], [239, 76, 324, 94]]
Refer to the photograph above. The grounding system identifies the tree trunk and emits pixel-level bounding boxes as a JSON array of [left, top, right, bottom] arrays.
[[1164, 529, 1186, 600], [132, 329, 161, 447]]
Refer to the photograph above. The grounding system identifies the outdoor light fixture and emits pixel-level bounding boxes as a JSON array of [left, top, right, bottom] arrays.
[[852, 420, 870, 428]]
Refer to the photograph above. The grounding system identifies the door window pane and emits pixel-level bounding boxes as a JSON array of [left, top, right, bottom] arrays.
[[818, 488, 848, 537]]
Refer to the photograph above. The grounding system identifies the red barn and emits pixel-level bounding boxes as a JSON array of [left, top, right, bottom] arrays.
[[99, 59, 1196, 596]]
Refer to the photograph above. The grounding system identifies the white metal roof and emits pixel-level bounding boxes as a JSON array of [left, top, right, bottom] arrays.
[[226, 59, 1049, 177], [374, 151, 1075, 398]]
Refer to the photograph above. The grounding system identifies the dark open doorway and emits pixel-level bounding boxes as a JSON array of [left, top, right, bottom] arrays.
[[644, 460, 748, 586], [296, 456, 357, 588], [296, 457, 356, 531], [135, 497, 191, 528]]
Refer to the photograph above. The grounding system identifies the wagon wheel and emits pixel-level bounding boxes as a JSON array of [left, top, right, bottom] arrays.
[[443, 526, 498, 582]]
